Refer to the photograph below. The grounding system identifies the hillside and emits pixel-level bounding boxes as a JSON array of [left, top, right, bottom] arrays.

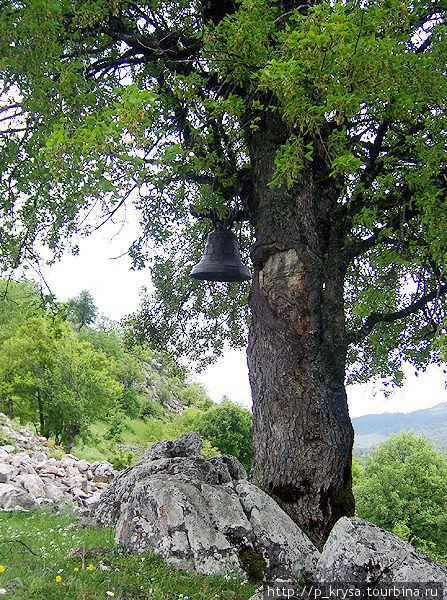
[[353, 402, 447, 456]]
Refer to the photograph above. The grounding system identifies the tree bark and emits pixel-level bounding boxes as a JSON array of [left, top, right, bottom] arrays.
[[64, 424, 81, 454], [36, 389, 45, 434], [246, 115, 354, 546]]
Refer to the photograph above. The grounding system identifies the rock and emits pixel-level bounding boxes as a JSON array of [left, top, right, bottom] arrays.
[[0, 464, 19, 483], [142, 432, 203, 461], [44, 482, 64, 502], [235, 480, 318, 578], [208, 455, 247, 482], [316, 517, 447, 585], [93, 461, 116, 482], [72, 487, 88, 499], [0, 449, 10, 463], [0, 445, 15, 454], [33, 452, 47, 463], [19, 462, 38, 476], [16, 474, 45, 498], [93, 435, 319, 581], [65, 465, 82, 480], [84, 493, 101, 508], [0, 483, 36, 509], [76, 460, 90, 472], [40, 465, 59, 475]]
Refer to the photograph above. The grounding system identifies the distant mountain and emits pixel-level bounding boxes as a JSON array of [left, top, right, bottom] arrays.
[[352, 402, 447, 456]]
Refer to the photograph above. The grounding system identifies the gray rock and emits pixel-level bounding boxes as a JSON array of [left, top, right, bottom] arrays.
[[316, 517, 447, 586], [0, 449, 11, 463], [0, 483, 36, 509], [94, 435, 318, 581], [0, 445, 15, 454], [16, 473, 45, 498], [142, 431, 203, 461], [44, 482, 64, 502], [235, 480, 318, 578], [84, 493, 101, 508], [208, 454, 247, 482], [92, 461, 116, 482], [0, 463, 19, 483], [33, 452, 47, 463], [76, 460, 90, 472]]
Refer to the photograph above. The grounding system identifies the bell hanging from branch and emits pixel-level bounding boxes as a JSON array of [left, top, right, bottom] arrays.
[[190, 228, 251, 282]]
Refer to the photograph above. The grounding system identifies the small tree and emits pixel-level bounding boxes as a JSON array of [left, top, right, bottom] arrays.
[[354, 432, 447, 559], [67, 290, 98, 332], [196, 399, 253, 471]]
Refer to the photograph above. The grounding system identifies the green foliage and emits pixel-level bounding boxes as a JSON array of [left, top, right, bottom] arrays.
[[0, 278, 46, 343], [139, 397, 167, 420], [0, 316, 122, 448], [195, 400, 253, 471], [178, 382, 214, 410], [66, 290, 98, 331], [351, 456, 364, 488], [354, 432, 447, 561], [0, 505, 256, 599], [0, 0, 445, 386], [201, 437, 220, 459]]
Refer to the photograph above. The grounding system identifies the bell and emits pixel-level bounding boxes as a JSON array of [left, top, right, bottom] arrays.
[[190, 229, 251, 282]]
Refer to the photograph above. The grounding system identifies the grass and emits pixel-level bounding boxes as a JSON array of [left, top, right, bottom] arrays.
[[0, 503, 257, 600], [72, 408, 209, 466]]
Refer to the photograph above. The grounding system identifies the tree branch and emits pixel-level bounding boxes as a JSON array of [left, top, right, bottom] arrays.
[[347, 284, 447, 345]]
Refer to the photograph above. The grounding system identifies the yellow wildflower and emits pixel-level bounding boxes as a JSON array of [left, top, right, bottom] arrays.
[[56, 575, 62, 583], [74, 567, 79, 572], [88, 564, 94, 571], [0, 566, 4, 573]]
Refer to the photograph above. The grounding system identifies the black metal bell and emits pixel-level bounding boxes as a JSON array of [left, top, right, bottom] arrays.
[[190, 229, 251, 282]]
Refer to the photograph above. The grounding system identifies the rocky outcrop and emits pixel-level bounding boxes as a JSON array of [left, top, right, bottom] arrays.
[[317, 517, 447, 585], [0, 413, 116, 510], [93, 432, 319, 581]]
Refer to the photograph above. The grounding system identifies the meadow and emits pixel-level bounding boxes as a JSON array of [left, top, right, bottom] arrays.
[[0, 503, 257, 600]]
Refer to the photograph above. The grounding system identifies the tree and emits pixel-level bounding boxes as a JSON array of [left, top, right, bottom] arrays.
[[354, 432, 447, 560], [0, 317, 122, 450], [67, 290, 98, 331], [0, 0, 446, 543], [196, 399, 254, 471]]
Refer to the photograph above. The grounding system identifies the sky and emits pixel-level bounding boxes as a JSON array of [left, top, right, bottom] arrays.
[[31, 214, 446, 419]]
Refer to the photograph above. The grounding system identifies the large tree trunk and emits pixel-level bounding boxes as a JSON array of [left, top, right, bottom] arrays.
[[246, 115, 354, 546]]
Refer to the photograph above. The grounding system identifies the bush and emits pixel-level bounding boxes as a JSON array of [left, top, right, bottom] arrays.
[[195, 400, 253, 471]]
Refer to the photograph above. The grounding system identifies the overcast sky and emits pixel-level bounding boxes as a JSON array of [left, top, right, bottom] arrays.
[[32, 214, 446, 418]]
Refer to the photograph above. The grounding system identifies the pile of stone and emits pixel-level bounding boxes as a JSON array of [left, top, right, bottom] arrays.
[[0, 413, 116, 510]]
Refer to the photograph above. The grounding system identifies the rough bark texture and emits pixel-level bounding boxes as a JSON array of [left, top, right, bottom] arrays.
[[246, 114, 354, 546]]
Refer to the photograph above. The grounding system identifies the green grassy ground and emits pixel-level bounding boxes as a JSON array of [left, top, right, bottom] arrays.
[[0, 503, 257, 600], [72, 408, 215, 466]]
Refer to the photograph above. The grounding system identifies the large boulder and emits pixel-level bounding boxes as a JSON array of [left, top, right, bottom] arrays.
[[93, 433, 319, 581], [317, 517, 447, 586]]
